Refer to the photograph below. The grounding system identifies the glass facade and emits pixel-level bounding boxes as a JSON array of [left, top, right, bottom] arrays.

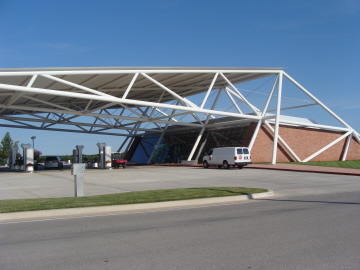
[[130, 136, 164, 164], [128, 125, 250, 164]]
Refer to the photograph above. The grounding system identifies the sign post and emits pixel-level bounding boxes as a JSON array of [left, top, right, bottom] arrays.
[[71, 163, 86, 197]]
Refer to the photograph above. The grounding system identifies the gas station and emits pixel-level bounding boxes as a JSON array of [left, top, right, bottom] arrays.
[[0, 67, 359, 169]]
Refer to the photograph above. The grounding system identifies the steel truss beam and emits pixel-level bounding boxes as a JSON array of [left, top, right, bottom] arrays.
[[0, 68, 358, 164]]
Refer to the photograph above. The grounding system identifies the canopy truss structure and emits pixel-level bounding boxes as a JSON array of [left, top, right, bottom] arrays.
[[0, 67, 358, 164]]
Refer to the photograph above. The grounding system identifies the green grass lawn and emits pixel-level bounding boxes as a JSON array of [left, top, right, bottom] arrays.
[[0, 187, 268, 213], [283, 160, 360, 169]]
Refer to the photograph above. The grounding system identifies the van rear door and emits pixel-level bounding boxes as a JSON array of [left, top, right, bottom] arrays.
[[235, 147, 252, 165], [242, 148, 251, 161]]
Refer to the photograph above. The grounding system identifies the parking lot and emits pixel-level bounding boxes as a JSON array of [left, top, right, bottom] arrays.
[[1, 165, 360, 200]]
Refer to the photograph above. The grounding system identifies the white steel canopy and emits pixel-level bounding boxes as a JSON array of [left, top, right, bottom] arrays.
[[0, 67, 282, 113], [0, 67, 358, 163]]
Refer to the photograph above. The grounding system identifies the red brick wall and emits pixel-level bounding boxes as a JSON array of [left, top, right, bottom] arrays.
[[245, 122, 360, 162]]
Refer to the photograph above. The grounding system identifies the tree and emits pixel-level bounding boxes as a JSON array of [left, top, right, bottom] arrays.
[[0, 132, 13, 164], [34, 149, 42, 160]]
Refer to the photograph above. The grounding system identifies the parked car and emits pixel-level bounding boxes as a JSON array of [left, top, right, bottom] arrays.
[[44, 156, 64, 170], [203, 147, 252, 169]]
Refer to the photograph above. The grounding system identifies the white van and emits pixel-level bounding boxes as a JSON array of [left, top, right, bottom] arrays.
[[203, 147, 252, 169]]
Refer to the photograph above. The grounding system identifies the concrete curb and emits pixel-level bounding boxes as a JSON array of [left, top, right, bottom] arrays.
[[246, 166, 360, 176], [0, 190, 274, 222], [151, 164, 360, 176]]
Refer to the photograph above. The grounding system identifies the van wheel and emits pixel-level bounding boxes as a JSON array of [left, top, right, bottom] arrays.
[[238, 165, 243, 169], [223, 161, 230, 169], [203, 161, 209, 168]]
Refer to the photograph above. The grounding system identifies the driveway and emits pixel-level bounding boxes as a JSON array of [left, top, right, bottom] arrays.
[[0, 165, 359, 200]]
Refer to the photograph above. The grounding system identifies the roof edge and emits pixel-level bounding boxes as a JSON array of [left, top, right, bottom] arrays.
[[0, 66, 286, 72]]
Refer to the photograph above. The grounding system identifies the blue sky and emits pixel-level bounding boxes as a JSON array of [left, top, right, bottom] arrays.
[[0, 0, 359, 155]]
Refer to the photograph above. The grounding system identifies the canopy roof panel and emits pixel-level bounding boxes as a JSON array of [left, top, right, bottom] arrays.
[[0, 67, 283, 115]]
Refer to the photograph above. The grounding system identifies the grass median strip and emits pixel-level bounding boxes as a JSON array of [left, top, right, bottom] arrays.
[[282, 160, 360, 169], [0, 187, 267, 213]]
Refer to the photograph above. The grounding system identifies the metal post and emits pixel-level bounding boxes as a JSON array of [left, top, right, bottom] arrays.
[[71, 163, 86, 197], [97, 142, 106, 168], [271, 72, 283, 164], [10, 145, 18, 170], [76, 145, 84, 163], [341, 134, 352, 161], [31, 136, 36, 148], [21, 143, 32, 171]]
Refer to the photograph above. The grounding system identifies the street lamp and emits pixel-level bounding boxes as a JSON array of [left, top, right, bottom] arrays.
[[31, 136, 36, 148]]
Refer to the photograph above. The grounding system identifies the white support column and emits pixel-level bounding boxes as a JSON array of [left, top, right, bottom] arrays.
[[248, 120, 262, 151], [27, 75, 38, 87], [248, 77, 279, 150], [195, 134, 208, 161], [303, 131, 352, 162], [200, 72, 219, 109], [122, 73, 139, 99], [271, 72, 283, 164], [187, 89, 223, 161], [187, 127, 205, 161], [341, 133, 352, 161]]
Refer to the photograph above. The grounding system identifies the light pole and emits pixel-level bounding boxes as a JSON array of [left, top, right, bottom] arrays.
[[31, 136, 36, 149]]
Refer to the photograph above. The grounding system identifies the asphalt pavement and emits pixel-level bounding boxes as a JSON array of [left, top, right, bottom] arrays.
[[1, 191, 360, 270]]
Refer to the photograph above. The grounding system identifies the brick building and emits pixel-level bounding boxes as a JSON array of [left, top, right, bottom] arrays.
[[125, 119, 360, 164]]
